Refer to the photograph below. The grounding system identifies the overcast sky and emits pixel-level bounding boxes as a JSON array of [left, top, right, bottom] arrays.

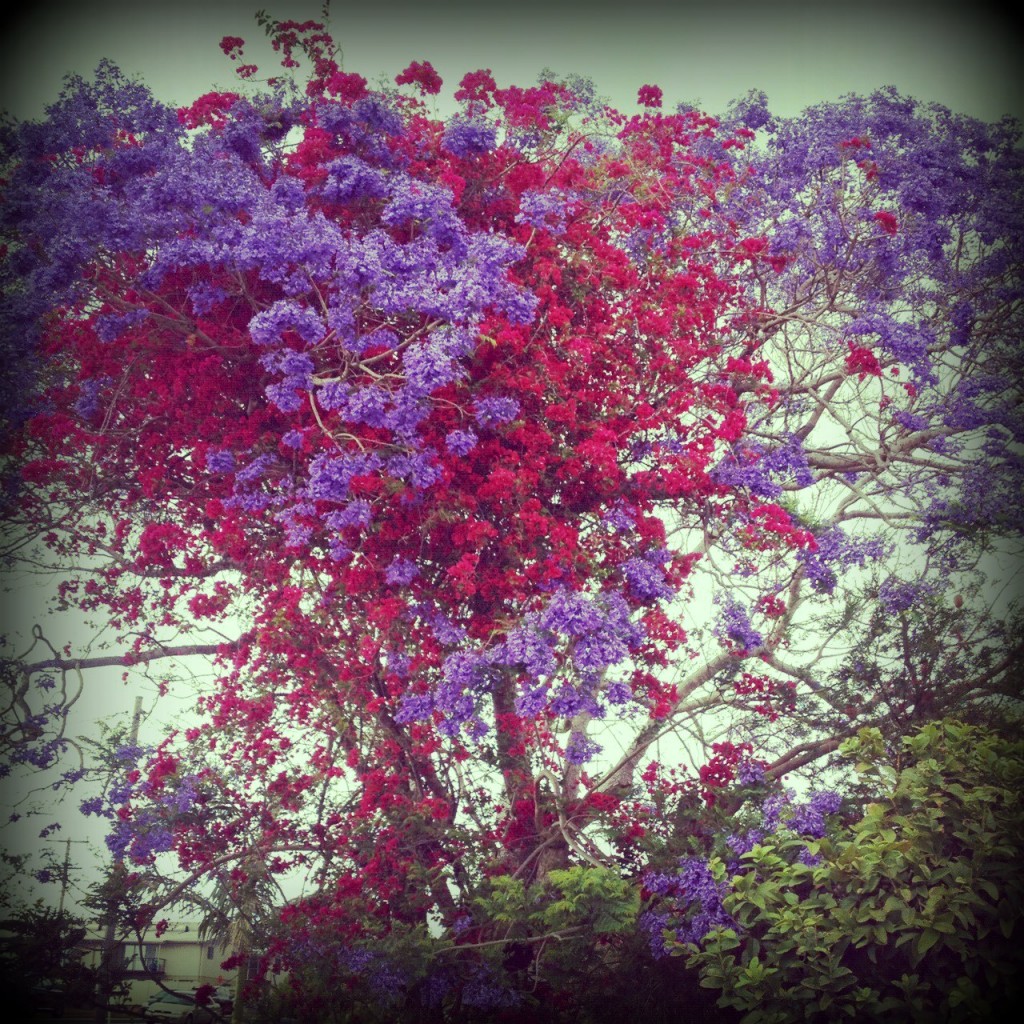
[[2, 0, 1021, 124]]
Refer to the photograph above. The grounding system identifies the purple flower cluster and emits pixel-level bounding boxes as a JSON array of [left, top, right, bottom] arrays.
[[537, 589, 643, 675], [385, 649, 411, 678], [604, 680, 634, 705], [756, 788, 842, 840], [319, 155, 388, 204], [878, 576, 940, 614], [723, 89, 774, 132], [501, 623, 559, 680], [249, 301, 324, 348], [602, 502, 636, 533], [515, 188, 576, 234], [218, 448, 292, 513], [384, 557, 419, 586], [187, 282, 227, 315], [386, 450, 442, 489], [205, 450, 236, 474], [444, 429, 478, 455], [725, 827, 765, 861], [381, 179, 466, 252], [473, 395, 520, 427], [759, 791, 789, 832], [798, 526, 889, 595], [713, 599, 763, 653], [647, 787, 844, 956], [442, 117, 498, 157], [891, 409, 931, 433], [712, 436, 813, 499], [944, 373, 1014, 432], [416, 604, 467, 646], [642, 858, 735, 955], [106, 807, 175, 863], [565, 731, 602, 765], [548, 685, 587, 718], [73, 377, 109, 420], [786, 790, 842, 839], [104, 821, 133, 859], [96, 309, 150, 343], [401, 326, 475, 398], [324, 499, 372, 531], [393, 692, 434, 724], [79, 795, 109, 818], [433, 651, 493, 736], [426, 588, 643, 750], [326, 384, 389, 426], [621, 549, 676, 602], [306, 451, 383, 504], [401, 341, 460, 396], [161, 774, 200, 814], [515, 686, 549, 717]]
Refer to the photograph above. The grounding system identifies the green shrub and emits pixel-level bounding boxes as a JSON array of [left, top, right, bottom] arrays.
[[680, 721, 1024, 1022]]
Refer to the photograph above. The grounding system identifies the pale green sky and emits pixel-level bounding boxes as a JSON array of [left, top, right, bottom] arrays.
[[3, 0, 1021, 124]]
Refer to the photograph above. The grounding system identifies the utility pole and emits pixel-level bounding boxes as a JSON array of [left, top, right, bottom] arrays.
[[58, 839, 71, 916], [93, 695, 143, 1024], [43, 836, 88, 917]]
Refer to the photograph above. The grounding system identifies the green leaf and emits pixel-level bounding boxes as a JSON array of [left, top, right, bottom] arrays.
[[916, 929, 941, 959], [974, 876, 999, 901]]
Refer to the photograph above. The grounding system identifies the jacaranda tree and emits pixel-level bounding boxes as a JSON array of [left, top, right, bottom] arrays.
[[2, 11, 1021, 1021]]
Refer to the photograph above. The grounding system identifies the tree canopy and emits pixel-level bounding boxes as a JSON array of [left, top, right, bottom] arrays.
[[1, 11, 1022, 1022]]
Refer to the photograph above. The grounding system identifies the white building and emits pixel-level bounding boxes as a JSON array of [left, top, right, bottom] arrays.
[[79, 920, 241, 1008]]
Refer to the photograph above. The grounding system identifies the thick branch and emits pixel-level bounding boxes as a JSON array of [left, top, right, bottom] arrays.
[[22, 642, 236, 676]]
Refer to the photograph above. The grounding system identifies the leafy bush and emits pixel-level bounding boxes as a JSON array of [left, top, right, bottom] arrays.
[[679, 721, 1024, 1022]]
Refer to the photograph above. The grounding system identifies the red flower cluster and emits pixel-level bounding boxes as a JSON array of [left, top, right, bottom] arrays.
[[845, 341, 883, 378], [325, 71, 368, 102], [395, 60, 443, 95], [873, 210, 899, 235], [699, 742, 753, 804], [637, 84, 663, 108], [219, 36, 245, 58]]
